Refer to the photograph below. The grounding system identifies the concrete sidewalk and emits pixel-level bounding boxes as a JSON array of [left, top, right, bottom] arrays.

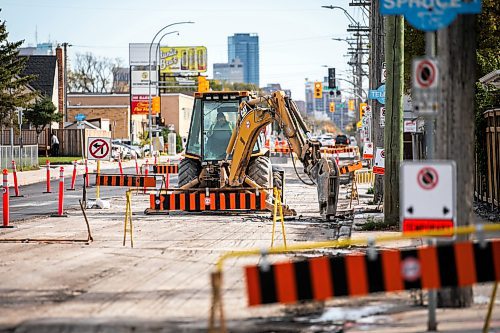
[[2, 154, 183, 187]]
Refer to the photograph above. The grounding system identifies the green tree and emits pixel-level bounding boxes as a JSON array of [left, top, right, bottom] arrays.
[[24, 96, 62, 142], [0, 12, 35, 127]]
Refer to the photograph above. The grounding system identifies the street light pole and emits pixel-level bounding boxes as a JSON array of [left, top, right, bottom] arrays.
[[148, 21, 194, 156]]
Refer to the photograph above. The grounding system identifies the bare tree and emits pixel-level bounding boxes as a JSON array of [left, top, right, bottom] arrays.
[[68, 52, 123, 93]]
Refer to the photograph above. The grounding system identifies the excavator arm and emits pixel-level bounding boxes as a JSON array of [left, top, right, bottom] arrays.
[[225, 91, 340, 219]]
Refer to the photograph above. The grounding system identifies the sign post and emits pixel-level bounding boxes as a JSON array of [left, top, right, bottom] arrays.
[[400, 161, 456, 232], [87, 138, 111, 199]]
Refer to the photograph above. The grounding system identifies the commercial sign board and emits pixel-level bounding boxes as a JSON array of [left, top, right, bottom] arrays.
[[131, 95, 160, 115], [159, 46, 207, 74], [129, 43, 159, 66], [380, 0, 481, 31], [368, 84, 385, 105], [131, 70, 157, 95], [400, 161, 456, 233]]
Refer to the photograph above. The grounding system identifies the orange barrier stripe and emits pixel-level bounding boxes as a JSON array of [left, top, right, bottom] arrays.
[[189, 193, 196, 210], [250, 194, 256, 210], [210, 193, 216, 210], [170, 193, 176, 210], [309, 257, 333, 300], [260, 191, 266, 209], [245, 266, 262, 306], [493, 241, 500, 280], [381, 250, 404, 291], [274, 262, 297, 304], [240, 193, 246, 209], [230, 193, 236, 209], [454, 242, 477, 287], [150, 194, 155, 209], [220, 193, 226, 210], [418, 246, 441, 289], [144, 177, 156, 187], [346, 255, 368, 296], [180, 193, 186, 210]]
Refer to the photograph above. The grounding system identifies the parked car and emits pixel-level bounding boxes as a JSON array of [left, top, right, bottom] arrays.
[[318, 134, 336, 147], [349, 136, 357, 147], [335, 134, 350, 145], [112, 140, 142, 159]]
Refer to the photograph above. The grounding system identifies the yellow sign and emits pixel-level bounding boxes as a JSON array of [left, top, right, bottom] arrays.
[[314, 82, 323, 99], [159, 46, 207, 73], [198, 76, 210, 92], [359, 102, 367, 119], [348, 99, 355, 111], [356, 120, 362, 129], [152, 96, 160, 113], [329, 102, 335, 113]]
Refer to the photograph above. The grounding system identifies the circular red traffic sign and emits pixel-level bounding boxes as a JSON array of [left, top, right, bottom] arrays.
[[380, 150, 385, 159], [417, 167, 439, 190], [416, 60, 436, 88], [89, 139, 110, 159], [401, 257, 421, 282]]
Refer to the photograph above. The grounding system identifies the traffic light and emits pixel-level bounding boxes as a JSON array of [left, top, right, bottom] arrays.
[[198, 76, 210, 92], [328, 68, 336, 89], [359, 102, 367, 119], [348, 99, 355, 111], [152, 96, 160, 114], [314, 82, 323, 99], [329, 102, 335, 113]]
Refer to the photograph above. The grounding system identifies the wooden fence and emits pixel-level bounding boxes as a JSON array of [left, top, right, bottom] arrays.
[[475, 108, 499, 209]]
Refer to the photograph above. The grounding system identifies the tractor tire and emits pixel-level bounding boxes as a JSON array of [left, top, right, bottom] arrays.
[[247, 156, 272, 188], [178, 158, 201, 188]]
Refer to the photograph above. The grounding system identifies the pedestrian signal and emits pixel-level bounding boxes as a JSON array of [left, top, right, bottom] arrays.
[[314, 82, 323, 99], [329, 102, 335, 113]]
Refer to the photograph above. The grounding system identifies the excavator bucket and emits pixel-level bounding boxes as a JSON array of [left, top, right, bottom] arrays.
[[314, 157, 340, 220]]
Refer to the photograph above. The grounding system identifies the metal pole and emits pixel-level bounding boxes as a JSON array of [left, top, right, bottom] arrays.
[[425, 30, 437, 332], [147, 21, 194, 157]]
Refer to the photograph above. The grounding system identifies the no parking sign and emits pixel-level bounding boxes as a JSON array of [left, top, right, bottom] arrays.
[[400, 161, 456, 233]]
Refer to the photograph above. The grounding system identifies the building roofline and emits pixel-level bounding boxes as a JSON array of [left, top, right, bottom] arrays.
[[68, 105, 128, 109]]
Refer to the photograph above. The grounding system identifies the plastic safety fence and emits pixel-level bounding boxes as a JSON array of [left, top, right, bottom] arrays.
[[273, 147, 291, 154], [355, 170, 375, 184], [245, 240, 500, 306], [152, 164, 179, 174], [150, 191, 268, 212], [339, 161, 363, 175], [95, 175, 156, 188], [320, 146, 359, 155]]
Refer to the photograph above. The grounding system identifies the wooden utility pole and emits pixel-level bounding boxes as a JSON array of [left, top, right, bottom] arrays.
[[370, 0, 385, 202], [435, 14, 476, 307], [383, 15, 404, 225]]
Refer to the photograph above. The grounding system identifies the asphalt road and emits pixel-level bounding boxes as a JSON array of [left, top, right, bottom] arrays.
[[2, 167, 178, 223]]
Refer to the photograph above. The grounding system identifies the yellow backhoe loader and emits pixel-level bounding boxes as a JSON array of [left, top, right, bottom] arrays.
[[147, 90, 340, 219]]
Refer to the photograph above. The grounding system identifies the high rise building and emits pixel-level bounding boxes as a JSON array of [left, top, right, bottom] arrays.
[[228, 33, 259, 86], [213, 58, 244, 83]]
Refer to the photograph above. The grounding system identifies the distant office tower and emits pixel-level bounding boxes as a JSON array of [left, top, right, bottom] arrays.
[[228, 33, 259, 86], [213, 58, 244, 83]]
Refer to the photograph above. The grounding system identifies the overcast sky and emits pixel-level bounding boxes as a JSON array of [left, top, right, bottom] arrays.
[[1, 0, 368, 100]]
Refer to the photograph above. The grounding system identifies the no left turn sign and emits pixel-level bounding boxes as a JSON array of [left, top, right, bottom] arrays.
[[87, 137, 111, 161]]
